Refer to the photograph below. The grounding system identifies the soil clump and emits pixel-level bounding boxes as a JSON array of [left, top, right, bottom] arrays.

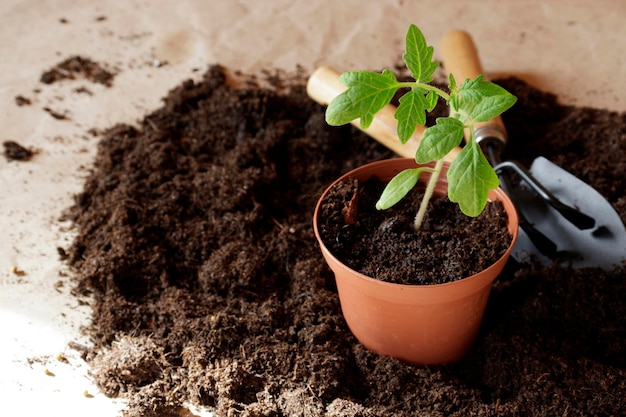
[[64, 65, 626, 416], [41, 55, 116, 87], [3, 140, 35, 161]]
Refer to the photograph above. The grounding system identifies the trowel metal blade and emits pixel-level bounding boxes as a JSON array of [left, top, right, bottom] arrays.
[[510, 156, 626, 269]]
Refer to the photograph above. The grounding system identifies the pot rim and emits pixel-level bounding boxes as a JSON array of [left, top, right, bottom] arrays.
[[313, 158, 519, 291]]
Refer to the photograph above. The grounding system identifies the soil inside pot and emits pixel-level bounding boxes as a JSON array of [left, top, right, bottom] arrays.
[[318, 176, 511, 285], [63, 65, 626, 417]]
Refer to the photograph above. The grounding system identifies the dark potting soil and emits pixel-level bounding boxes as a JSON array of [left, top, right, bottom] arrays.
[[41, 55, 116, 87], [317, 177, 511, 285], [64, 65, 626, 416], [3, 140, 35, 161]]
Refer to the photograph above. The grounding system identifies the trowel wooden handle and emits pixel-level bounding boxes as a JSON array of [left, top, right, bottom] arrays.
[[306, 66, 459, 161], [440, 30, 508, 145]]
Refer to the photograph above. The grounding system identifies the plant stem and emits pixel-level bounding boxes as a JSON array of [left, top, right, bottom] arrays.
[[396, 82, 450, 101], [413, 158, 445, 231]]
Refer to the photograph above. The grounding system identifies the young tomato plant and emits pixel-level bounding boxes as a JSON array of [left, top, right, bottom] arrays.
[[325, 24, 516, 230]]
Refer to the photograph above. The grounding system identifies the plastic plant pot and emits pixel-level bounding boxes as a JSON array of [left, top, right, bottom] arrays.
[[313, 158, 519, 365]]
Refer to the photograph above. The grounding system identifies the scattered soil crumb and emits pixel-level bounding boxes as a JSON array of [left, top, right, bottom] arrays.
[[11, 266, 27, 276], [56, 353, 70, 364], [3, 140, 35, 161], [57, 246, 69, 260], [74, 86, 94, 95], [54, 280, 65, 293], [44, 107, 70, 120], [15, 95, 32, 106], [68, 341, 92, 361], [87, 128, 101, 137], [40, 56, 115, 87]]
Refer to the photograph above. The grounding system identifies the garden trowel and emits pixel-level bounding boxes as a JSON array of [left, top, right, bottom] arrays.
[[306, 33, 626, 270], [439, 30, 625, 269]]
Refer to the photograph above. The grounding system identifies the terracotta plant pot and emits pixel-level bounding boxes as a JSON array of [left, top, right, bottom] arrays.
[[313, 158, 519, 365]]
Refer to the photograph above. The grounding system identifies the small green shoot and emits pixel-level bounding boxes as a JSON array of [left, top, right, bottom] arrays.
[[325, 24, 516, 230]]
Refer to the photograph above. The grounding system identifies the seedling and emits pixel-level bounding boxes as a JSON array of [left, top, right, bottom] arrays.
[[325, 24, 516, 230]]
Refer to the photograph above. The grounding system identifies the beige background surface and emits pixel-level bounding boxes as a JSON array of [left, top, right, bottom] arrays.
[[1, 1, 624, 415]]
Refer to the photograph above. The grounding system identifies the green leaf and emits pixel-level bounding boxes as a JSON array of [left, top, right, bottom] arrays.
[[464, 77, 512, 97], [448, 73, 461, 112], [403, 24, 439, 83], [325, 69, 398, 129], [454, 76, 484, 114], [376, 168, 425, 210], [470, 95, 517, 122], [447, 140, 500, 216], [456, 76, 517, 123], [414, 117, 464, 163], [395, 88, 428, 143], [425, 90, 438, 112], [448, 73, 457, 92]]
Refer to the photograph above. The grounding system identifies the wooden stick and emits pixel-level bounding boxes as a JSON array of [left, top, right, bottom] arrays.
[[439, 30, 508, 145], [306, 66, 460, 162]]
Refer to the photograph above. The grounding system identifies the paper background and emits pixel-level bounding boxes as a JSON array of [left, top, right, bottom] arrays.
[[1, 1, 624, 415]]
